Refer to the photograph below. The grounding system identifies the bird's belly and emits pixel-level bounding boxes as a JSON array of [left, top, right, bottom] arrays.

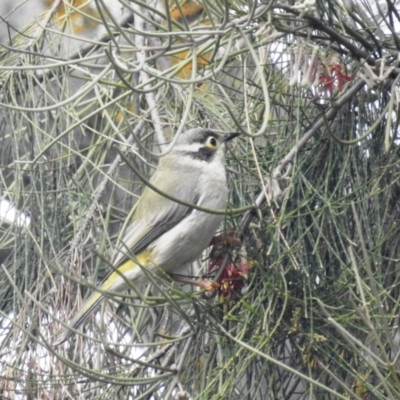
[[151, 198, 226, 272], [151, 212, 223, 272]]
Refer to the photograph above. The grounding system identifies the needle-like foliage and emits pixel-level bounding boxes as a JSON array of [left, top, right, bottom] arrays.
[[0, 0, 400, 399]]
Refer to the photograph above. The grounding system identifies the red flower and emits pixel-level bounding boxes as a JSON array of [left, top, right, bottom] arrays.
[[209, 253, 250, 301], [318, 62, 354, 94]]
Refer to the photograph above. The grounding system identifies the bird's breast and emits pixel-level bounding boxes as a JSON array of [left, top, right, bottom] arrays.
[[150, 156, 228, 271], [198, 155, 228, 207]]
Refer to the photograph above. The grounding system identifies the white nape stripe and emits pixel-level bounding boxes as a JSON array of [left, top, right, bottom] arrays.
[[0, 199, 31, 227], [173, 142, 205, 153]]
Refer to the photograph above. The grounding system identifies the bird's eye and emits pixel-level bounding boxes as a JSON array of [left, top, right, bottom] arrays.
[[206, 136, 218, 148]]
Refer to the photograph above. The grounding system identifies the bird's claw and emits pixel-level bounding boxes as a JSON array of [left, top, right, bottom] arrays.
[[210, 231, 241, 247]]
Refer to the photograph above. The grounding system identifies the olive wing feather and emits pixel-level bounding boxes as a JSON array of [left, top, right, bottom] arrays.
[[112, 166, 200, 267]]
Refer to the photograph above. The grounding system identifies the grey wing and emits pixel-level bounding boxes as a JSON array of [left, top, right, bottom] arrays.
[[112, 167, 200, 267]]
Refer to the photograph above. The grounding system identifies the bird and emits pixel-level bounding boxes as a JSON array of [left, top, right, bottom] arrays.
[[54, 128, 239, 345]]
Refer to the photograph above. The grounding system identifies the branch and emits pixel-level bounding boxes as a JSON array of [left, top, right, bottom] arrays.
[[274, 3, 376, 64], [236, 79, 366, 239]]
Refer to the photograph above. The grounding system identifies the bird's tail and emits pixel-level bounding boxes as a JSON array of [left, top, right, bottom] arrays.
[[54, 287, 105, 346], [54, 258, 144, 346]]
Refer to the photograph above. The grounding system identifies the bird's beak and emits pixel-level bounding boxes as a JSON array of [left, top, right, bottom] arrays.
[[223, 132, 241, 142]]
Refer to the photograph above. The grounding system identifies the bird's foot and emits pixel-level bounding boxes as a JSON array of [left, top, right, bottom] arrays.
[[210, 231, 241, 247], [171, 275, 220, 294]]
